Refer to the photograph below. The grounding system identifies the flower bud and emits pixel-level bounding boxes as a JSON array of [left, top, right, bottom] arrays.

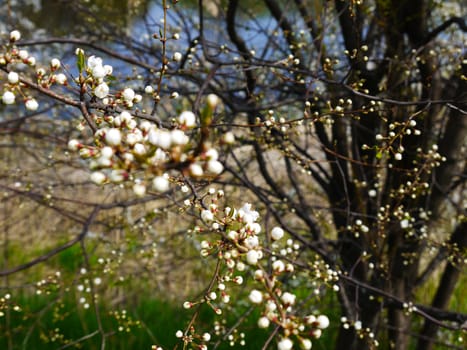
[[173, 52, 182, 62], [171, 129, 188, 145], [2, 91, 15, 105], [55, 73, 67, 85], [277, 338, 293, 350], [50, 58, 61, 70], [257, 317, 270, 328], [207, 94, 220, 109], [90, 171, 106, 185], [189, 163, 204, 177], [18, 50, 28, 60], [8, 72, 19, 84], [152, 175, 169, 192], [133, 183, 146, 197], [10, 30, 21, 42], [300, 338, 312, 350], [280, 292, 296, 305], [178, 111, 196, 128], [68, 139, 81, 151], [248, 290, 263, 304], [222, 132, 235, 144], [271, 227, 284, 240], [25, 99, 39, 111], [246, 250, 259, 265], [316, 315, 330, 329], [201, 209, 214, 222], [207, 160, 223, 175], [105, 128, 122, 146]]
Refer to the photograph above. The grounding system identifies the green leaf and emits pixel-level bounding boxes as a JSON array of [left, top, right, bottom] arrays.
[[77, 50, 85, 73]]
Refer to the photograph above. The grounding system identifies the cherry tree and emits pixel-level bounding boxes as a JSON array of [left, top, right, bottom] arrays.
[[1, 0, 466, 349]]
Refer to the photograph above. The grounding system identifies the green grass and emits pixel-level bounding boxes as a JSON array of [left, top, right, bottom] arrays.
[[0, 290, 337, 349], [1, 292, 186, 350]]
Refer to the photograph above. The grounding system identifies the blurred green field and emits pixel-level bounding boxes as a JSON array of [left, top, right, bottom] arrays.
[[0, 292, 304, 349]]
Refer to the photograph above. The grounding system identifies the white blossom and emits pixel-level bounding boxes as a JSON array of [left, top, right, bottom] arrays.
[[227, 230, 238, 240], [281, 292, 296, 305], [205, 148, 219, 160], [125, 133, 139, 146], [244, 235, 259, 249], [305, 315, 316, 324], [207, 94, 220, 109], [246, 250, 259, 265], [68, 139, 80, 151], [109, 170, 125, 182], [100, 146, 113, 158], [94, 82, 109, 99], [207, 160, 223, 175], [189, 163, 204, 177], [133, 183, 146, 197], [171, 129, 189, 145], [87, 56, 103, 69], [122, 88, 135, 102], [133, 143, 146, 155], [50, 58, 61, 69], [238, 203, 259, 224], [105, 128, 122, 146], [272, 260, 285, 273], [103, 65, 113, 75], [18, 50, 28, 60], [300, 338, 312, 350], [178, 111, 196, 128], [400, 219, 409, 229], [148, 129, 172, 149], [153, 175, 169, 192], [248, 222, 262, 234], [91, 65, 106, 79], [144, 85, 154, 94], [173, 52, 182, 62], [311, 329, 322, 338], [25, 99, 39, 111], [201, 209, 214, 222], [248, 290, 263, 304], [8, 72, 19, 84], [277, 338, 293, 350], [271, 227, 284, 240], [2, 91, 15, 105], [90, 171, 106, 185], [257, 317, 270, 328], [55, 73, 67, 85], [316, 315, 330, 329], [10, 30, 21, 42], [222, 132, 235, 144]]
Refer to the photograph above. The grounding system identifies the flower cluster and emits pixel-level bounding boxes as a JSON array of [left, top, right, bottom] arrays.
[[65, 50, 227, 195], [169, 192, 331, 350], [1, 30, 41, 110]]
